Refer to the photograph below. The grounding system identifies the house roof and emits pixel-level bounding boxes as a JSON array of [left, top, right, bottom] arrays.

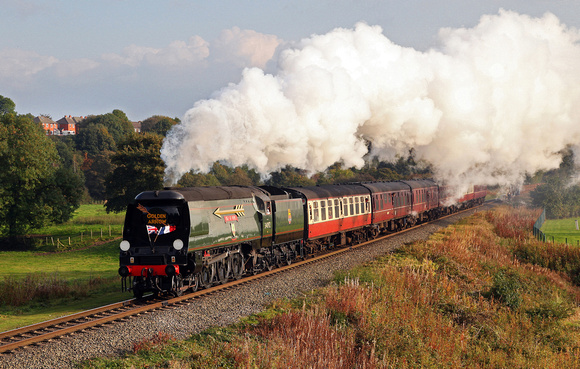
[[34, 116, 57, 124], [57, 116, 86, 124]]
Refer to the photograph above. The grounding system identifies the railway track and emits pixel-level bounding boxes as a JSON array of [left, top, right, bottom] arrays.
[[0, 203, 490, 355]]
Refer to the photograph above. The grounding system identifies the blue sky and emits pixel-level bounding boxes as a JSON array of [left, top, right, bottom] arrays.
[[1, 0, 578, 121]]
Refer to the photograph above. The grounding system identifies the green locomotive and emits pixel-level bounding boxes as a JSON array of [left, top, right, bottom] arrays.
[[118, 186, 304, 298]]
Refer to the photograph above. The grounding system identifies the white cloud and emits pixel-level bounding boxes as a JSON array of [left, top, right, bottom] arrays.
[[52, 58, 100, 78], [101, 35, 209, 67], [214, 27, 282, 68], [0, 28, 282, 119], [0, 48, 58, 80]]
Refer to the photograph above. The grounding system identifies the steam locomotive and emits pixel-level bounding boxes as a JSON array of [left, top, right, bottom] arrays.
[[118, 180, 486, 298]]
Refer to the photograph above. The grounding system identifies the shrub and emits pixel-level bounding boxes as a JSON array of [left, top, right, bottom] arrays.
[[489, 269, 523, 309]]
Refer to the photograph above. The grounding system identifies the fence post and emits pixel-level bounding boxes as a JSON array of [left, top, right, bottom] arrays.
[[109, 225, 111, 237]]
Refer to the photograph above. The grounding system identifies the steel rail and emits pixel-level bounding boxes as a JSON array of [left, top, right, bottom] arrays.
[[0, 203, 488, 354]]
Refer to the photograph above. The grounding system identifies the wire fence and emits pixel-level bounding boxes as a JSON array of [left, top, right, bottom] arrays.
[[533, 209, 580, 245], [533, 208, 546, 242], [36, 225, 123, 250]]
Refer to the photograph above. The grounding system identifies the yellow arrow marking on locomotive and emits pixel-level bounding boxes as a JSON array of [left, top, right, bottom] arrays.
[[213, 205, 245, 218]]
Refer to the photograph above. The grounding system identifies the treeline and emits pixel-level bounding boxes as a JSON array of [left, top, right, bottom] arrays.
[[177, 155, 431, 188], [0, 94, 432, 237], [530, 147, 580, 218], [0, 95, 178, 237]]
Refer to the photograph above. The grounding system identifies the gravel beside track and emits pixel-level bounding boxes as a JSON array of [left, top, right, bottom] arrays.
[[0, 206, 488, 369]]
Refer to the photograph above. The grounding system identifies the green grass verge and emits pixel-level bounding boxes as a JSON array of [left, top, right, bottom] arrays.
[[0, 205, 129, 332], [0, 239, 126, 332], [541, 218, 580, 245]]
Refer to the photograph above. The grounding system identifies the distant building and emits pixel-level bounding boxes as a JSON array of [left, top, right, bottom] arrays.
[[56, 115, 86, 135], [34, 115, 86, 135], [132, 121, 142, 133], [34, 116, 59, 135]]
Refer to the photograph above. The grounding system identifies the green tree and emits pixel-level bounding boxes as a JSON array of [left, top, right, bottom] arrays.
[[177, 171, 221, 187], [104, 133, 165, 213], [75, 124, 116, 156], [265, 166, 316, 187], [51, 136, 84, 174], [530, 148, 580, 218], [0, 95, 16, 115], [0, 114, 82, 237], [79, 110, 133, 145], [209, 162, 261, 186], [40, 166, 85, 223], [82, 151, 114, 201], [141, 115, 180, 136]]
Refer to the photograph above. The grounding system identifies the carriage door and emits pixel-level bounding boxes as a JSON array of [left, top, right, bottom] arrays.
[[254, 195, 273, 247]]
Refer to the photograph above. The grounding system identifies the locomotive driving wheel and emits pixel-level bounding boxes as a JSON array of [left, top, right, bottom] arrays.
[[231, 253, 244, 280], [216, 261, 228, 284], [200, 266, 212, 288]]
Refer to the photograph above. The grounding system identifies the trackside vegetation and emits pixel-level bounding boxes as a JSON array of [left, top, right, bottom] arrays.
[[0, 205, 125, 332], [81, 206, 580, 368]]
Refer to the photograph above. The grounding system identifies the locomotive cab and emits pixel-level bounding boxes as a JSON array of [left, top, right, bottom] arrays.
[[118, 190, 191, 298]]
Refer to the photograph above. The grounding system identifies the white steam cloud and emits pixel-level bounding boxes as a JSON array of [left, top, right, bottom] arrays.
[[161, 10, 580, 189]]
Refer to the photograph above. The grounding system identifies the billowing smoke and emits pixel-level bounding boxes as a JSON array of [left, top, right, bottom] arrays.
[[161, 10, 580, 190]]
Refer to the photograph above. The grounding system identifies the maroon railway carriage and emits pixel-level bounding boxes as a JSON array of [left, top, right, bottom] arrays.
[[400, 179, 439, 222], [284, 184, 373, 249], [358, 181, 411, 232], [439, 184, 488, 213], [473, 185, 487, 203], [360, 179, 439, 232]]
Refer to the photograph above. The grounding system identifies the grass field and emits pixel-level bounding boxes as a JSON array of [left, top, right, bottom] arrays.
[[26, 203, 125, 251], [541, 217, 580, 245], [0, 204, 128, 332]]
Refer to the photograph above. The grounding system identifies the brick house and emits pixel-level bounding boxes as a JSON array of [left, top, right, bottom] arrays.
[[34, 116, 59, 135], [132, 121, 142, 133], [56, 115, 85, 134]]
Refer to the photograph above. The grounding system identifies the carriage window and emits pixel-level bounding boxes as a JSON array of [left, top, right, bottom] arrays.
[[326, 200, 332, 219], [308, 204, 313, 222], [349, 197, 354, 215], [313, 202, 319, 222], [321, 201, 327, 221], [354, 197, 359, 214], [334, 200, 340, 217], [343, 198, 349, 217]]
